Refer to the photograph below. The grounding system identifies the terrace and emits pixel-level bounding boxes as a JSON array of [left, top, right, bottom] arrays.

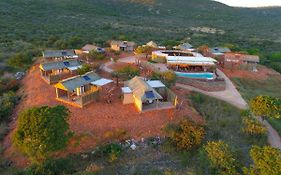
[[55, 71, 113, 108], [39, 59, 82, 84]]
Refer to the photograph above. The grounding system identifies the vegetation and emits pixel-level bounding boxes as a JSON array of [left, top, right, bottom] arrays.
[[7, 49, 40, 70], [77, 64, 92, 75], [189, 93, 266, 168], [135, 45, 154, 58], [88, 50, 106, 60], [250, 95, 281, 119], [232, 76, 281, 135], [244, 146, 281, 175], [95, 143, 123, 163], [0, 91, 18, 122], [115, 65, 140, 80], [151, 71, 176, 87], [204, 141, 239, 175], [24, 158, 75, 175], [13, 105, 72, 163], [242, 117, 266, 136], [0, 0, 281, 73], [166, 120, 205, 150]]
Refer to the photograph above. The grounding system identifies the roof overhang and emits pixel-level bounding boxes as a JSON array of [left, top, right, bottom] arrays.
[[91, 78, 113, 87]]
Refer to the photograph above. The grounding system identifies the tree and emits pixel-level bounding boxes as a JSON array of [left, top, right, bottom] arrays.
[[88, 50, 106, 60], [7, 49, 40, 69], [167, 120, 205, 150], [204, 141, 239, 175], [151, 71, 176, 87], [0, 91, 18, 122], [13, 105, 72, 163], [135, 46, 153, 58], [244, 146, 281, 175], [77, 64, 92, 75], [250, 95, 281, 119], [115, 66, 140, 80]]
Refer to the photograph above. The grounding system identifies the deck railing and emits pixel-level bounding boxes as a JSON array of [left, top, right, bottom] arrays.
[[81, 88, 100, 107], [165, 87, 178, 106]]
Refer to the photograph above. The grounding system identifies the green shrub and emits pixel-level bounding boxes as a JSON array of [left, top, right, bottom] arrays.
[[25, 158, 74, 175], [115, 66, 140, 80], [242, 117, 266, 136], [166, 120, 205, 150], [250, 95, 281, 119], [151, 71, 176, 87], [0, 78, 19, 95], [0, 122, 9, 141], [204, 141, 239, 175], [7, 49, 40, 69], [244, 146, 281, 175], [77, 64, 92, 75], [94, 143, 122, 162], [88, 51, 106, 60], [13, 105, 72, 163], [0, 91, 19, 122]]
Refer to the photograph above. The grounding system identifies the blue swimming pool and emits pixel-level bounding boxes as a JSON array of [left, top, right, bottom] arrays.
[[175, 72, 214, 80]]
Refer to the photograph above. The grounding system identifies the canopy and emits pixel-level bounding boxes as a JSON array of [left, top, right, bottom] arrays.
[[91, 78, 113, 86]]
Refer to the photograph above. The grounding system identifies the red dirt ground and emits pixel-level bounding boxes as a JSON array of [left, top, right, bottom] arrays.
[[220, 65, 280, 80], [2, 64, 202, 167], [107, 62, 138, 71]]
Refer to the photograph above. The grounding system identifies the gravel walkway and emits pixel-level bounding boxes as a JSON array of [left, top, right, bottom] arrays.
[[176, 69, 248, 109], [102, 56, 138, 73], [177, 69, 281, 149]]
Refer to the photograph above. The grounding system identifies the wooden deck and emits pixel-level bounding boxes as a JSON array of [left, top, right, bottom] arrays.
[[142, 101, 175, 112], [56, 96, 83, 108]]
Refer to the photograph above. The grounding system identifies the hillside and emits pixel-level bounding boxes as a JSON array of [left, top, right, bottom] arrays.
[[0, 0, 281, 70]]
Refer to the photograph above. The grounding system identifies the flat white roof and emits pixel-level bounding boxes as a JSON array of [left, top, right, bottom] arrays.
[[167, 56, 217, 63], [68, 65, 82, 71], [122, 87, 132, 93], [147, 80, 166, 88], [91, 78, 113, 86]]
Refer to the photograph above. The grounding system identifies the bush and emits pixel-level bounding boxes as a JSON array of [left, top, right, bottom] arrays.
[[13, 105, 72, 163], [95, 143, 122, 163], [242, 117, 266, 136], [166, 120, 205, 150], [250, 95, 281, 119], [0, 78, 19, 95], [244, 146, 281, 175], [0, 123, 9, 141], [204, 141, 239, 175], [151, 71, 176, 87], [88, 51, 106, 60], [25, 158, 74, 175], [77, 64, 92, 75], [115, 66, 140, 80], [7, 49, 40, 69], [0, 91, 19, 122]]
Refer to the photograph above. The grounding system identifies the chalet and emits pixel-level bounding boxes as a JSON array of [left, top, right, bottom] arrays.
[[122, 76, 177, 112], [39, 59, 82, 84], [55, 71, 113, 108], [42, 50, 78, 60], [210, 47, 231, 56], [145, 41, 158, 48], [223, 53, 260, 71], [81, 44, 105, 54], [173, 43, 194, 51], [110, 41, 136, 52]]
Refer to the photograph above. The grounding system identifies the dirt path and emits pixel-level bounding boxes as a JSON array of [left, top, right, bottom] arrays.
[[177, 69, 281, 150], [257, 117, 281, 149], [102, 55, 139, 73], [176, 69, 248, 109]]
